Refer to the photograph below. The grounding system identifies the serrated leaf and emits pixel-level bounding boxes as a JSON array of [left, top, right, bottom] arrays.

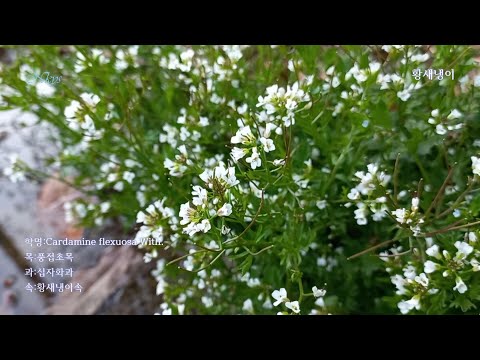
[[449, 296, 476, 312]]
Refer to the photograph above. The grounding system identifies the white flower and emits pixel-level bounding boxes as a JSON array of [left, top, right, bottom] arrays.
[[436, 124, 447, 135], [332, 76, 340, 88], [262, 298, 273, 309], [242, 299, 254, 313], [179, 202, 197, 225], [245, 147, 261, 169], [372, 206, 388, 221], [221, 225, 231, 235], [125, 159, 138, 168], [316, 200, 327, 210], [177, 304, 185, 315], [312, 286, 326, 298], [237, 104, 248, 115], [217, 203, 232, 217], [199, 163, 240, 189], [447, 109, 462, 120], [36, 82, 55, 97], [163, 158, 187, 177], [271, 288, 288, 306], [260, 137, 275, 152], [100, 202, 111, 213], [453, 209, 461, 218], [231, 125, 255, 145], [414, 273, 429, 287], [201, 296, 213, 308], [403, 265, 417, 280], [424, 260, 439, 274], [470, 259, 480, 272], [196, 219, 211, 233], [113, 181, 124, 192], [411, 53, 429, 62], [391, 275, 407, 295], [454, 241, 473, 258], [263, 122, 277, 138], [411, 197, 419, 211], [397, 89, 411, 102], [398, 295, 420, 314], [453, 277, 468, 294], [347, 188, 360, 200], [285, 301, 300, 314], [471, 156, 480, 176], [426, 245, 441, 259], [80, 92, 100, 107], [393, 208, 407, 224], [161, 308, 172, 315], [2, 154, 26, 183], [273, 159, 285, 167], [468, 232, 477, 243], [315, 297, 325, 307], [64, 100, 82, 121], [74, 203, 87, 219], [199, 116, 209, 127], [122, 171, 136, 184], [231, 147, 248, 162], [191, 186, 207, 207], [354, 203, 368, 225]]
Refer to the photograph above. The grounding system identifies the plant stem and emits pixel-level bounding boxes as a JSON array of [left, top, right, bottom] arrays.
[[348, 238, 398, 260], [243, 244, 274, 256], [393, 153, 400, 207], [436, 178, 475, 219], [424, 219, 480, 236], [298, 278, 305, 303], [424, 165, 454, 220]]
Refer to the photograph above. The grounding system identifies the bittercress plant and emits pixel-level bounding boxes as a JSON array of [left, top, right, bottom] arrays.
[[2, 45, 480, 314]]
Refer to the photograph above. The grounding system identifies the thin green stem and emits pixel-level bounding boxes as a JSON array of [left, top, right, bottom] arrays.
[[180, 249, 226, 273], [436, 178, 475, 219], [242, 244, 274, 256], [298, 278, 305, 303], [224, 188, 266, 244], [414, 155, 431, 186], [424, 165, 455, 220], [166, 250, 206, 267], [393, 153, 400, 207]]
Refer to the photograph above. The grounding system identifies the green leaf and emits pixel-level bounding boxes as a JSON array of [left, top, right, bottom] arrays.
[[450, 296, 477, 312], [370, 101, 392, 129]]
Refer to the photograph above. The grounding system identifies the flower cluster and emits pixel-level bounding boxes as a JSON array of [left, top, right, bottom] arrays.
[[272, 285, 327, 315], [230, 123, 276, 170], [256, 82, 311, 127], [135, 198, 178, 246], [2, 154, 26, 183], [64, 92, 103, 139], [392, 197, 424, 236], [347, 164, 391, 225], [428, 108, 463, 135], [179, 162, 239, 237]]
